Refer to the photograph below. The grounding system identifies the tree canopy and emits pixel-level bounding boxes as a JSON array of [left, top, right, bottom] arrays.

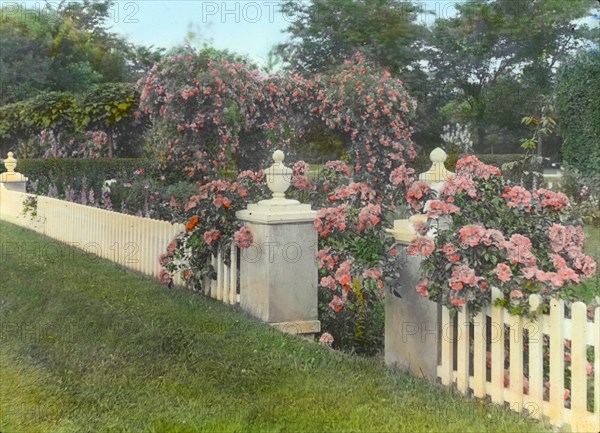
[[0, 0, 162, 105]]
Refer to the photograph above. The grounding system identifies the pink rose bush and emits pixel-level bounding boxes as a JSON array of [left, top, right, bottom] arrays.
[[411, 155, 597, 316], [158, 171, 267, 289], [146, 50, 421, 354]]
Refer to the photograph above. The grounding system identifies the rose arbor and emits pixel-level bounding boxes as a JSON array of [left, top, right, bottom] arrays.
[[236, 150, 320, 334]]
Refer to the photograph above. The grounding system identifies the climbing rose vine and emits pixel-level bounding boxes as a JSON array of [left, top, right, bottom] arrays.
[[148, 50, 420, 354]]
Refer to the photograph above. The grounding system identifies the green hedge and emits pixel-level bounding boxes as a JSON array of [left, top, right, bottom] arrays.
[[555, 52, 600, 180], [414, 152, 524, 173], [475, 154, 525, 167], [0, 158, 149, 195]]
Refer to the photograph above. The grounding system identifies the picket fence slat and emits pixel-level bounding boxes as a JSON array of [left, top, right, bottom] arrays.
[[217, 249, 224, 301], [527, 295, 544, 418], [229, 245, 237, 305], [456, 304, 469, 392], [490, 287, 505, 404], [570, 302, 587, 431], [472, 310, 486, 398], [439, 307, 453, 386], [509, 314, 523, 409], [548, 298, 565, 426]]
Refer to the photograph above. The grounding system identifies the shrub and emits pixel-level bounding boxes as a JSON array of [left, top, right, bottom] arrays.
[[139, 51, 422, 355], [475, 154, 524, 167], [410, 155, 597, 317], [555, 51, 600, 180], [3, 158, 147, 196]]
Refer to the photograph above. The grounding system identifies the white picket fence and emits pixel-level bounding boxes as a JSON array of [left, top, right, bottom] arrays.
[[0, 186, 244, 301], [204, 243, 240, 305], [438, 287, 600, 432], [0, 187, 185, 282]]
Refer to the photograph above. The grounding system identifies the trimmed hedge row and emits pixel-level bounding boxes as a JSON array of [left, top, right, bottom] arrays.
[[415, 152, 525, 173], [0, 158, 149, 195], [475, 154, 525, 167]]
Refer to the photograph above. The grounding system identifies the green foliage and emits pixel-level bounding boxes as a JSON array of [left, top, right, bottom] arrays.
[[475, 154, 525, 167], [275, 0, 426, 75], [0, 84, 147, 157], [78, 83, 137, 128], [555, 51, 600, 180], [293, 124, 347, 163], [27, 92, 78, 133], [5, 158, 146, 196], [0, 0, 162, 105], [78, 83, 148, 157], [425, 0, 596, 152], [21, 196, 38, 219]]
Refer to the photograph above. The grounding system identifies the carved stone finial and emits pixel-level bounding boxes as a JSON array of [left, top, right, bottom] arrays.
[[265, 150, 293, 200], [4, 152, 16, 173], [1, 152, 27, 183], [418, 147, 454, 186]]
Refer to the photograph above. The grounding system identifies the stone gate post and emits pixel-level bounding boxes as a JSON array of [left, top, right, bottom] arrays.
[[236, 151, 320, 335]]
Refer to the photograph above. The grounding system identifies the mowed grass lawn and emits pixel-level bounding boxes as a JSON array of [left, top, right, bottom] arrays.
[[0, 222, 549, 433]]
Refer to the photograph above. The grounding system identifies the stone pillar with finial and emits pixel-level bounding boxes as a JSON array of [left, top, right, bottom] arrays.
[[236, 150, 320, 335], [384, 147, 454, 380], [0, 152, 31, 225], [0, 152, 28, 191]]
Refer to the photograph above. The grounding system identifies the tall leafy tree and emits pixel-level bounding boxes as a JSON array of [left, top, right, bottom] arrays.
[[425, 0, 597, 152], [78, 83, 148, 158], [0, 0, 162, 105], [275, 0, 427, 76]]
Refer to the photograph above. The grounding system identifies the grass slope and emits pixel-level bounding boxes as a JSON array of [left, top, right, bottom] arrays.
[[0, 222, 549, 433]]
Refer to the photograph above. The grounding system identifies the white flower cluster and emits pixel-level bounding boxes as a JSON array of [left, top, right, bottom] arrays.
[[441, 123, 473, 155], [102, 179, 117, 194]]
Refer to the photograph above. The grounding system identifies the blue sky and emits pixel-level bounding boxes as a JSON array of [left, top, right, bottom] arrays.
[[106, 0, 460, 67], [109, 1, 294, 65]]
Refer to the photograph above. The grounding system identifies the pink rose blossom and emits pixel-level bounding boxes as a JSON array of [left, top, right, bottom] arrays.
[[510, 289, 524, 300], [426, 200, 460, 219], [416, 278, 429, 297], [522, 267, 538, 280], [158, 268, 172, 286], [234, 227, 253, 249], [407, 236, 435, 257], [203, 230, 221, 245], [324, 160, 351, 176], [362, 267, 382, 280], [319, 332, 334, 346], [459, 224, 486, 247], [389, 165, 415, 186], [494, 263, 512, 282], [535, 188, 569, 211], [502, 186, 532, 210], [320, 276, 336, 290], [328, 295, 345, 312]]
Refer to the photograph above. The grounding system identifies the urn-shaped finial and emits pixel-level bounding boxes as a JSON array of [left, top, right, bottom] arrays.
[[4, 152, 17, 173], [265, 150, 292, 200], [0, 152, 27, 183]]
